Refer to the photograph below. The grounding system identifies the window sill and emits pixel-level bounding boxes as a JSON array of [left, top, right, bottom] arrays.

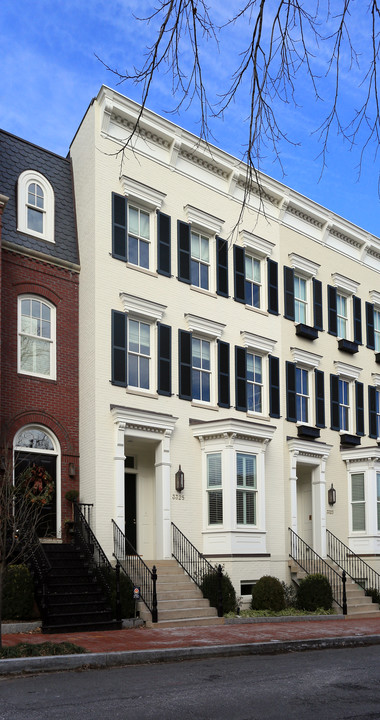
[[18, 371, 57, 383], [296, 323, 318, 341], [190, 285, 217, 299], [245, 304, 268, 317], [338, 338, 359, 354], [126, 262, 158, 278], [247, 412, 271, 422], [126, 387, 158, 400], [191, 401, 219, 411], [297, 424, 321, 440]]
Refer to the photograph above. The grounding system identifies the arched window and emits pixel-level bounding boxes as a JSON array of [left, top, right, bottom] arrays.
[[18, 296, 56, 379], [17, 170, 54, 243]]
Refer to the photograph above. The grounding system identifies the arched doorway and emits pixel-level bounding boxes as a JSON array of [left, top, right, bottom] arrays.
[[13, 425, 61, 538]]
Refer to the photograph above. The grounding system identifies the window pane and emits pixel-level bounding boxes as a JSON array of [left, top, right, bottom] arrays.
[[192, 338, 201, 367], [191, 233, 200, 259], [140, 323, 150, 355], [202, 371, 210, 402], [192, 369, 201, 400], [254, 384, 262, 412], [254, 355, 262, 381], [207, 454, 221, 487], [128, 235, 138, 265], [352, 503, 365, 531], [41, 303, 50, 321], [200, 263, 208, 289], [140, 211, 149, 239], [202, 341, 210, 369], [128, 320, 139, 353], [201, 236, 209, 263], [35, 338, 50, 375], [129, 207, 139, 235], [246, 491, 256, 524], [209, 490, 223, 524], [245, 256, 253, 281], [15, 428, 53, 450], [128, 354, 138, 386], [352, 473, 365, 501], [21, 299, 30, 316], [253, 259, 261, 283], [27, 207, 43, 233], [191, 259, 199, 286], [140, 240, 149, 269], [140, 356, 149, 389], [41, 320, 51, 339]]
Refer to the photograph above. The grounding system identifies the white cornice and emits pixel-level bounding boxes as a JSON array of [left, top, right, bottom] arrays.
[[334, 361, 362, 381], [184, 205, 224, 234], [119, 293, 166, 321], [121, 176, 166, 210], [111, 405, 178, 434], [287, 437, 333, 459], [192, 417, 276, 445], [371, 373, 380, 387], [290, 348, 322, 368], [288, 253, 320, 278], [241, 332, 276, 355], [0, 194, 9, 210], [239, 231, 275, 258], [331, 273, 360, 295], [185, 313, 225, 339], [341, 446, 380, 465], [370, 290, 380, 307]]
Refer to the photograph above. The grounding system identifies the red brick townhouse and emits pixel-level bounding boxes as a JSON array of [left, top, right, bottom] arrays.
[[0, 130, 80, 538]]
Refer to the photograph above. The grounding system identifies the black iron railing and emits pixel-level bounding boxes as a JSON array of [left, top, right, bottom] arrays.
[[171, 522, 223, 616], [289, 528, 347, 612], [28, 531, 52, 623], [112, 520, 157, 623], [327, 529, 380, 594], [73, 503, 120, 619], [78, 503, 93, 527]]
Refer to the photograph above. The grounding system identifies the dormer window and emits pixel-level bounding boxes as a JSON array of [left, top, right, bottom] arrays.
[[17, 170, 55, 243]]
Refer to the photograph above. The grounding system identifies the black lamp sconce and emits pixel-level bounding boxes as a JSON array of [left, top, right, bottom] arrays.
[[328, 483, 336, 506], [68, 463, 76, 478], [175, 465, 184, 493]]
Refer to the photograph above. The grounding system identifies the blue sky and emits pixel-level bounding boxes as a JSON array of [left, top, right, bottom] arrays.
[[1, 0, 379, 237]]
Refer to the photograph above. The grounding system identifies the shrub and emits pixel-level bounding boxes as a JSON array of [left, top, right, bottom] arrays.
[[102, 566, 135, 619], [297, 573, 333, 611], [366, 587, 380, 606], [281, 581, 297, 608], [2, 564, 35, 620], [200, 570, 237, 614], [251, 575, 286, 611], [65, 490, 79, 503]]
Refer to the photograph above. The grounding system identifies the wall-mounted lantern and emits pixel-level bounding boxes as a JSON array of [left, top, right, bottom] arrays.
[[328, 483, 336, 506], [68, 462, 76, 478], [175, 465, 184, 493]]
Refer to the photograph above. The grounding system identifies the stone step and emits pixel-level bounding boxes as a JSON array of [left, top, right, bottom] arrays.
[[146, 616, 225, 629], [157, 588, 203, 601], [157, 597, 211, 611]]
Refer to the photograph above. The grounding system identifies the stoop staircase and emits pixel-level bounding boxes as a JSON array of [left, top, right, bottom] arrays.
[[38, 543, 121, 633], [138, 559, 224, 628]]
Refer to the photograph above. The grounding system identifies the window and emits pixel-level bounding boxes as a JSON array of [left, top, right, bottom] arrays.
[[207, 454, 223, 525], [191, 231, 209, 289], [127, 318, 150, 389], [375, 309, 380, 352], [294, 276, 307, 324], [128, 206, 150, 269], [247, 353, 262, 413], [337, 294, 348, 339], [17, 170, 54, 243], [245, 255, 261, 308], [296, 367, 309, 423], [351, 473, 365, 531], [192, 337, 211, 402], [339, 379, 350, 431], [236, 453, 257, 525], [18, 297, 56, 379]]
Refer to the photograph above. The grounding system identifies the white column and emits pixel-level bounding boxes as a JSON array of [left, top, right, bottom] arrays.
[[154, 429, 173, 559], [289, 450, 299, 534], [312, 456, 327, 557], [114, 421, 126, 532]]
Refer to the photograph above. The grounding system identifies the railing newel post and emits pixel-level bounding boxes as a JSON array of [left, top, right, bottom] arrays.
[[115, 559, 122, 623], [342, 570, 347, 615], [217, 564, 224, 617], [152, 565, 158, 623]]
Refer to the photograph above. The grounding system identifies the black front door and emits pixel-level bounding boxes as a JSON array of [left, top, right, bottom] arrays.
[[14, 452, 57, 537], [124, 472, 137, 552]]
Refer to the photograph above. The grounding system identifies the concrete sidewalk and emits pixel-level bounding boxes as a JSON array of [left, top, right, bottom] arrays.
[[2, 616, 380, 675]]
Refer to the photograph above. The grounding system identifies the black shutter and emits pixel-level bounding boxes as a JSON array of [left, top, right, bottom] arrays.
[[368, 385, 378, 438], [313, 278, 323, 331], [356, 381, 364, 436], [267, 259, 278, 315], [315, 369, 325, 428], [353, 296, 362, 345], [366, 302, 375, 350], [233, 245, 245, 303], [328, 285, 337, 336], [111, 310, 127, 386], [330, 374, 340, 431], [284, 266, 295, 320], [235, 346, 247, 411], [112, 193, 128, 261], [157, 323, 171, 396], [286, 361, 297, 422], [178, 330, 192, 400], [216, 237, 229, 297], [269, 355, 280, 418], [177, 221, 191, 283], [218, 340, 230, 407], [157, 211, 171, 276]]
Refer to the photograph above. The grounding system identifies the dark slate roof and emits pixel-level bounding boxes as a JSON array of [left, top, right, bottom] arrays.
[[0, 130, 79, 266]]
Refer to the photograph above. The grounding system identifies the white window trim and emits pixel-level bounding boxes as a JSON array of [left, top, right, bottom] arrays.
[[126, 316, 153, 393], [241, 332, 277, 418], [184, 205, 224, 235], [331, 273, 360, 296], [334, 361, 362, 382], [342, 448, 380, 547], [239, 234, 273, 312], [17, 295, 56, 381], [291, 348, 322, 369], [185, 313, 225, 339], [17, 170, 54, 243], [127, 204, 152, 272], [191, 335, 214, 406], [288, 253, 319, 278], [121, 177, 166, 274]]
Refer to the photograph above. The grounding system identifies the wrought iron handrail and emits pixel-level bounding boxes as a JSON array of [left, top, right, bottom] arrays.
[[289, 528, 346, 611], [112, 520, 158, 623], [171, 522, 224, 616], [28, 531, 52, 623], [73, 502, 115, 609], [327, 529, 380, 594]]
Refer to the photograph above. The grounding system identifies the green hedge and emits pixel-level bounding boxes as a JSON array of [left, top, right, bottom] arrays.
[[251, 576, 286, 611], [2, 565, 35, 620], [200, 570, 237, 614], [297, 573, 333, 611]]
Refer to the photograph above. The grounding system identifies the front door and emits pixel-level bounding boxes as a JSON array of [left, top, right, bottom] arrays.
[[124, 472, 137, 552], [14, 452, 57, 537], [297, 474, 312, 548]]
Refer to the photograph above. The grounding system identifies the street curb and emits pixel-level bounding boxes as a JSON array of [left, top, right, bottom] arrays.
[[225, 614, 345, 625], [2, 634, 380, 675]]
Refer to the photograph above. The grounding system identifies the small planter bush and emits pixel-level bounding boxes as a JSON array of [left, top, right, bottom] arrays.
[[297, 573, 333, 611], [2, 564, 35, 620], [366, 587, 380, 606], [102, 567, 135, 619], [251, 575, 286, 611], [200, 570, 237, 614]]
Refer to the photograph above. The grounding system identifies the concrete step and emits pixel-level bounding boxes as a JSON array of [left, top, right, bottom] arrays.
[[157, 588, 203, 601], [146, 616, 225, 629], [157, 598, 211, 611]]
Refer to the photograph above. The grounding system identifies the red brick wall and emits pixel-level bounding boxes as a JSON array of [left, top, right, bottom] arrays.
[[1, 248, 80, 527]]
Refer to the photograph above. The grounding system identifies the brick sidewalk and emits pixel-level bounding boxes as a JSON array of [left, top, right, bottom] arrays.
[[3, 617, 380, 654]]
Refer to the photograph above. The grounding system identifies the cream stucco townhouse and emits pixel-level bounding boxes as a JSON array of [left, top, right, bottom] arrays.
[[70, 85, 380, 606]]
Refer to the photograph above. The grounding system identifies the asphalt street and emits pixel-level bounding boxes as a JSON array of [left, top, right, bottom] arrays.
[[1, 645, 380, 719]]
